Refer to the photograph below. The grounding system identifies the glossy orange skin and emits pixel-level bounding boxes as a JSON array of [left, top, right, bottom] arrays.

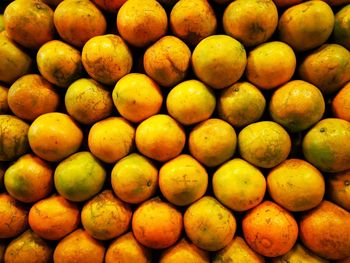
[[333, 82, 350, 122], [328, 169, 350, 211]]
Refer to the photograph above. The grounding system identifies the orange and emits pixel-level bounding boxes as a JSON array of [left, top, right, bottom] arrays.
[[238, 121, 291, 168], [8, 74, 60, 121], [300, 201, 350, 260], [92, 0, 127, 13], [333, 4, 350, 50], [269, 80, 325, 132], [223, 0, 278, 47], [166, 80, 216, 125], [213, 158, 266, 212], [117, 0, 168, 47], [28, 112, 83, 162], [4, 230, 52, 263], [333, 82, 350, 122], [28, 195, 80, 240], [88, 117, 135, 163], [65, 78, 113, 125], [111, 153, 158, 204], [54, 151, 106, 202], [278, 1, 334, 51], [299, 44, 350, 94], [245, 41, 296, 90], [159, 154, 208, 206], [267, 159, 325, 212], [189, 118, 237, 167], [213, 236, 265, 263], [218, 82, 266, 128], [159, 238, 210, 263], [54, 0, 107, 47], [302, 118, 350, 173], [112, 73, 163, 123], [4, 154, 53, 203], [81, 190, 132, 240], [53, 229, 105, 263], [82, 34, 133, 85], [132, 197, 183, 249], [0, 85, 9, 114], [327, 169, 350, 211], [144, 36, 191, 87], [184, 196, 236, 251], [273, 0, 303, 7], [243, 201, 298, 257], [192, 35, 246, 89], [4, 0, 54, 49], [37, 40, 83, 87], [170, 0, 217, 46], [0, 115, 29, 162], [105, 232, 152, 263], [135, 114, 186, 162]]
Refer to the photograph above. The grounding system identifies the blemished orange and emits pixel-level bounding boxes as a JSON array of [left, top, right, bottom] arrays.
[[4, 230, 53, 263], [0, 85, 8, 114], [267, 159, 325, 212], [159, 154, 208, 206], [242, 201, 298, 257], [189, 118, 237, 167], [327, 169, 350, 211], [170, 0, 217, 46], [92, 0, 127, 13], [53, 229, 105, 263], [213, 158, 266, 212], [28, 195, 80, 240], [184, 196, 236, 251], [159, 238, 210, 263], [300, 201, 350, 260], [28, 112, 83, 162], [0, 193, 28, 239], [333, 5, 350, 50], [8, 74, 60, 121], [117, 0, 168, 47], [166, 80, 216, 125], [54, 0, 107, 47], [223, 0, 278, 47], [333, 82, 350, 122], [81, 190, 132, 240], [132, 198, 183, 249], [135, 114, 186, 162], [112, 73, 163, 123], [105, 232, 152, 263]]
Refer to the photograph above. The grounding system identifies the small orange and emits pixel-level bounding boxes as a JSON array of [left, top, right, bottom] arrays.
[[333, 4, 350, 50], [327, 169, 350, 211], [92, 0, 127, 13], [333, 82, 350, 122], [0, 85, 8, 114]]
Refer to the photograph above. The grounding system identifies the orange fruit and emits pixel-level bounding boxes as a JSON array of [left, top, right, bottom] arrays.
[[245, 41, 296, 90], [65, 78, 113, 125], [192, 35, 247, 89], [135, 114, 186, 162], [327, 169, 350, 211], [238, 121, 291, 168], [53, 229, 105, 263], [4, 230, 53, 263], [28, 112, 83, 162], [144, 36, 191, 88], [54, 0, 107, 47], [0, 193, 28, 239], [184, 196, 236, 251], [273, 0, 303, 7], [333, 4, 350, 50], [223, 0, 278, 47], [267, 159, 325, 212], [166, 80, 216, 125], [302, 118, 350, 173], [92, 0, 127, 13], [159, 154, 208, 206], [8, 74, 60, 121], [0, 115, 29, 162], [0, 85, 9, 114], [333, 82, 350, 122], [218, 82, 266, 128], [213, 158, 266, 212], [278, 1, 334, 51], [105, 232, 152, 263], [269, 80, 325, 132], [111, 153, 158, 204], [28, 195, 80, 240], [132, 198, 183, 249], [112, 73, 163, 123], [300, 201, 350, 260], [189, 119, 236, 167], [170, 0, 217, 46], [117, 0, 168, 47], [243, 201, 298, 257]]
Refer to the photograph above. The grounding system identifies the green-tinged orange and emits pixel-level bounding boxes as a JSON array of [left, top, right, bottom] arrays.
[[333, 4, 350, 50]]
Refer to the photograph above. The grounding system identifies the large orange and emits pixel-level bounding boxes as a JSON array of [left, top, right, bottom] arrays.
[[328, 170, 350, 211], [333, 82, 350, 122]]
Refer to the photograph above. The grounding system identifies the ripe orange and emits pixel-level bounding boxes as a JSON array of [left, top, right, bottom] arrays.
[[333, 82, 350, 122], [0, 85, 8, 114], [333, 4, 350, 50], [328, 170, 350, 211]]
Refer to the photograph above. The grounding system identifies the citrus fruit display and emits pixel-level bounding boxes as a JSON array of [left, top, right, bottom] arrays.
[[1, 0, 350, 262]]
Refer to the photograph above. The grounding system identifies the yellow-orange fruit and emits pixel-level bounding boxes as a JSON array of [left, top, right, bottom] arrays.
[[0, 85, 8, 114], [92, 0, 127, 13], [333, 82, 350, 122], [328, 170, 350, 211]]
